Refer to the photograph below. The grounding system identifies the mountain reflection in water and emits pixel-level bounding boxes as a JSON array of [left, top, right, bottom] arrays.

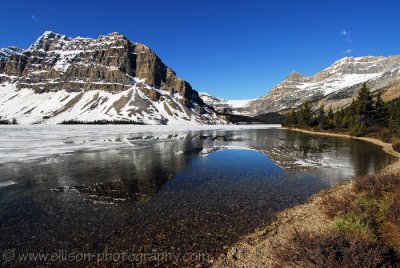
[[0, 128, 394, 267]]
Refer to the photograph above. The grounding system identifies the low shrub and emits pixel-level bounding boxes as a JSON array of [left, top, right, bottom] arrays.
[[381, 190, 400, 228], [355, 195, 380, 220], [379, 190, 400, 253], [351, 123, 369, 137], [335, 212, 375, 240], [279, 231, 398, 268], [353, 173, 400, 199], [316, 172, 400, 265], [320, 191, 356, 218], [393, 142, 400, 153]]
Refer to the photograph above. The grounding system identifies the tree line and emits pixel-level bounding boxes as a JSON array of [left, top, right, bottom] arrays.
[[284, 83, 400, 137], [220, 112, 284, 124], [59, 119, 145, 125]]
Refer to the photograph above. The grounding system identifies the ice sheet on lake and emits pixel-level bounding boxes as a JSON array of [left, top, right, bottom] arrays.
[[0, 124, 281, 164]]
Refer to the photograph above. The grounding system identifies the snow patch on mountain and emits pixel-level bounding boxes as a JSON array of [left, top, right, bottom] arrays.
[[293, 72, 383, 96], [199, 92, 254, 115], [0, 47, 24, 60], [0, 82, 220, 125]]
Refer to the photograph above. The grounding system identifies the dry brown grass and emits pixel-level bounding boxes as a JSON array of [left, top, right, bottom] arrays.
[[320, 189, 356, 219], [353, 173, 400, 198], [325, 172, 400, 257], [282, 172, 400, 267], [279, 230, 398, 268]]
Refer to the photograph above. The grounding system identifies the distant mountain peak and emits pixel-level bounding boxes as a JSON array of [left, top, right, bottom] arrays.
[[285, 71, 303, 81], [105, 32, 124, 37], [250, 54, 400, 114]]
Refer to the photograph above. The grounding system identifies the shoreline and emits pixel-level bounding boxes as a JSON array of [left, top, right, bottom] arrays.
[[281, 127, 400, 172], [213, 127, 400, 267]]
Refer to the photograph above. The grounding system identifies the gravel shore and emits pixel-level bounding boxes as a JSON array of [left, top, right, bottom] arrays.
[[213, 128, 400, 267]]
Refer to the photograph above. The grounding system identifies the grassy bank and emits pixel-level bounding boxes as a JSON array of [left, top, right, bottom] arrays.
[[214, 128, 400, 267]]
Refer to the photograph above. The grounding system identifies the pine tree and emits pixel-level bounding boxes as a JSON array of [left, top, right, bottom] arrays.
[[317, 105, 326, 130], [356, 83, 374, 126], [373, 92, 389, 126], [388, 100, 400, 130], [285, 108, 298, 127], [349, 99, 357, 128], [327, 107, 334, 129], [339, 108, 346, 128], [299, 105, 306, 126], [302, 102, 312, 127], [334, 108, 344, 128]]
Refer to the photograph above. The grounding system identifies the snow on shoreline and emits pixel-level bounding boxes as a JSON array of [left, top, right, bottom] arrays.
[[0, 124, 281, 164]]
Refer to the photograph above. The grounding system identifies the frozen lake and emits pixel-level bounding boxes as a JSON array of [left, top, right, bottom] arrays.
[[0, 125, 394, 266]]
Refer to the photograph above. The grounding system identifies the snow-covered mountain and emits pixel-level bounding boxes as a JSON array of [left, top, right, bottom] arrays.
[[199, 92, 255, 115], [250, 56, 400, 114], [0, 31, 223, 124]]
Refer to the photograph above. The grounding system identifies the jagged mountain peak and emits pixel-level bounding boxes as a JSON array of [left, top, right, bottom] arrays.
[[0, 32, 222, 125], [285, 71, 303, 81], [29, 30, 70, 51], [104, 32, 125, 38], [106, 31, 122, 36]]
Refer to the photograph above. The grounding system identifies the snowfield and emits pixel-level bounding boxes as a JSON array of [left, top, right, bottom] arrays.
[[225, 99, 255, 108], [0, 83, 220, 125], [0, 124, 281, 164]]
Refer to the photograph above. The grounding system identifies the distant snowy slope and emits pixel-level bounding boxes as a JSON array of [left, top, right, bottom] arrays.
[[251, 56, 400, 113], [199, 92, 254, 115], [226, 99, 255, 108]]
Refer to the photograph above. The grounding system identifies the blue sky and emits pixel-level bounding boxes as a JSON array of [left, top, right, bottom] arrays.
[[1, 0, 399, 99]]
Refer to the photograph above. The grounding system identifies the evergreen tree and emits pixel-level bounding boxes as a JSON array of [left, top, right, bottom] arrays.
[[317, 105, 326, 130], [283, 82, 399, 139], [285, 108, 298, 127], [356, 83, 374, 126], [299, 105, 306, 126], [373, 92, 389, 126], [339, 108, 346, 128], [334, 108, 344, 128], [302, 102, 312, 127], [327, 107, 334, 129], [349, 99, 357, 128], [388, 101, 400, 130]]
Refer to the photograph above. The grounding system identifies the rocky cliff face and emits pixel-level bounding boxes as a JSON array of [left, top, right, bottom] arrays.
[[0, 31, 220, 124], [250, 56, 400, 114]]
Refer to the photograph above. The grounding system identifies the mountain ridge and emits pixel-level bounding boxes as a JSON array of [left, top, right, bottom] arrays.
[[249, 55, 400, 114], [1, 32, 399, 123], [0, 31, 222, 124]]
